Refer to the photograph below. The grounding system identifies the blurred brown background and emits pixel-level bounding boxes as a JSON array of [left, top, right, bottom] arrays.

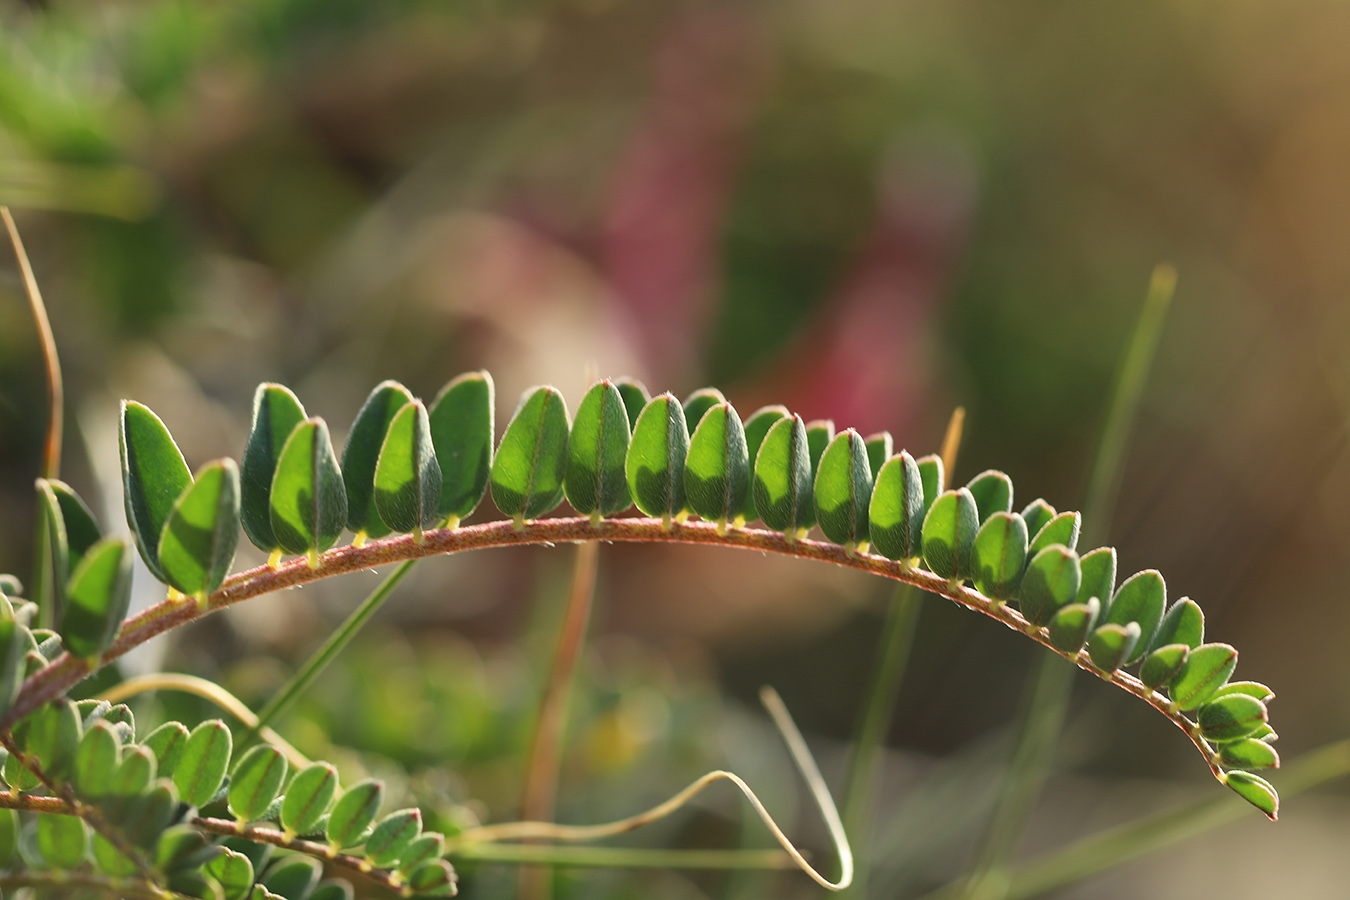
[[1, 0, 1348, 896]]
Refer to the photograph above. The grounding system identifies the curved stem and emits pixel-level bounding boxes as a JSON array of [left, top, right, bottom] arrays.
[[0, 872, 194, 900], [2, 516, 1218, 779]]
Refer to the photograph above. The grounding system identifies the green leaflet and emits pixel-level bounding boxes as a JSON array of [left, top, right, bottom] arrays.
[[206, 849, 256, 900], [37, 478, 102, 610], [398, 832, 445, 874], [1028, 510, 1081, 556], [966, 469, 1013, 523], [1047, 598, 1100, 654], [0, 599, 25, 720], [681, 387, 726, 434], [36, 813, 87, 870], [270, 418, 348, 561], [0, 808, 15, 870], [1224, 770, 1278, 820], [915, 454, 944, 521], [864, 431, 893, 480], [869, 451, 925, 561], [263, 856, 321, 898], [921, 488, 979, 581], [327, 779, 384, 850], [120, 400, 193, 580], [1152, 596, 1204, 651], [1198, 694, 1268, 743], [75, 720, 120, 800], [1020, 499, 1055, 541], [490, 386, 570, 523], [125, 782, 177, 847], [310, 883, 355, 900], [1218, 738, 1280, 771], [1139, 644, 1189, 691], [686, 402, 750, 527], [156, 823, 212, 871], [0, 575, 19, 595], [972, 511, 1028, 601], [228, 745, 288, 823], [799, 419, 835, 530], [613, 377, 650, 430], [814, 430, 872, 547], [60, 536, 133, 661], [627, 394, 689, 522], [741, 405, 789, 521], [365, 808, 422, 868], [753, 415, 812, 535], [1210, 681, 1275, 703], [240, 383, 307, 553], [110, 745, 156, 799], [1103, 569, 1166, 665], [28, 699, 81, 780], [1088, 622, 1141, 672], [374, 400, 442, 537], [174, 719, 232, 807], [252, 886, 286, 900], [564, 380, 633, 518], [407, 859, 458, 896], [143, 721, 190, 779], [428, 371, 495, 524], [1019, 544, 1081, 627], [342, 381, 416, 540], [1076, 546, 1117, 611], [1169, 642, 1238, 711], [4, 719, 39, 791], [159, 459, 241, 597], [281, 762, 339, 837], [93, 831, 137, 877]]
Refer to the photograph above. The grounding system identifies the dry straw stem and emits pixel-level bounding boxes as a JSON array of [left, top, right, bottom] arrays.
[[2, 517, 1222, 779]]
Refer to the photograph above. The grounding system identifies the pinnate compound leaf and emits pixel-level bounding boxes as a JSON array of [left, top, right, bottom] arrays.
[[565, 381, 632, 518], [1020, 499, 1055, 541], [120, 401, 193, 580], [1198, 694, 1268, 743], [407, 859, 458, 896], [869, 451, 925, 561], [1219, 739, 1280, 771], [490, 387, 570, 522], [75, 720, 120, 799], [686, 403, 750, 527], [143, 721, 190, 779], [326, 779, 384, 850], [1152, 596, 1204, 651], [864, 432, 893, 479], [281, 762, 339, 837], [262, 856, 321, 898], [175, 719, 232, 807], [1211, 681, 1274, 703], [270, 419, 347, 559], [916, 454, 944, 521], [614, 377, 650, 429], [241, 384, 307, 552], [206, 846, 255, 900], [627, 394, 689, 521], [966, 470, 1013, 523], [1088, 622, 1141, 673], [36, 813, 87, 870], [37, 478, 102, 603], [921, 488, 979, 581], [741, 405, 789, 521], [681, 387, 725, 434], [365, 807, 422, 868], [814, 429, 872, 547], [159, 460, 241, 596], [1076, 546, 1117, 610], [972, 512, 1028, 601], [342, 381, 415, 539], [1019, 545, 1081, 627], [753, 415, 811, 535], [1139, 644, 1189, 691], [1224, 770, 1278, 820], [1029, 510, 1081, 556], [228, 745, 288, 823], [1104, 569, 1166, 664], [1169, 642, 1238, 711], [374, 400, 442, 536], [1047, 597, 1100, 654], [60, 536, 133, 660], [428, 371, 494, 523]]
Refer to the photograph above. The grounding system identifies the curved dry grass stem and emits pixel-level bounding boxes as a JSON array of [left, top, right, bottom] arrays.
[[96, 673, 311, 769], [2, 207, 61, 481], [1, 516, 1218, 779], [449, 686, 853, 891]]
